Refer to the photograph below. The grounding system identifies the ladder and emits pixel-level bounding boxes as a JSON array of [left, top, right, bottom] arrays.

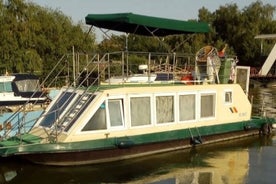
[[61, 93, 93, 129], [189, 127, 203, 145]]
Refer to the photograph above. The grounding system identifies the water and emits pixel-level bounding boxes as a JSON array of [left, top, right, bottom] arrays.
[[0, 87, 275, 184]]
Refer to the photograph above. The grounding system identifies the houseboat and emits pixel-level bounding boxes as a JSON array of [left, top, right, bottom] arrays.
[[0, 13, 274, 166]]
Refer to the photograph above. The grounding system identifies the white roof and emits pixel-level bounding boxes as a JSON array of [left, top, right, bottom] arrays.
[[0, 75, 15, 82], [255, 34, 276, 39]]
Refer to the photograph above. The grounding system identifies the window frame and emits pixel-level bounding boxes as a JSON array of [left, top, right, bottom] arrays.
[[79, 100, 108, 133], [129, 94, 153, 128], [224, 90, 233, 105], [106, 98, 125, 130], [199, 91, 216, 120], [178, 92, 197, 123], [0, 82, 13, 92], [154, 93, 176, 125], [38, 91, 79, 128]]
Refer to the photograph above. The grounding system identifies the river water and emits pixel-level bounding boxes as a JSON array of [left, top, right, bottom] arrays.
[[0, 87, 275, 184]]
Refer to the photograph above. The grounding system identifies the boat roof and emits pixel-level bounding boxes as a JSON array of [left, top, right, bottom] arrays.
[[254, 34, 276, 39], [0, 75, 15, 81], [0, 74, 39, 82], [12, 73, 39, 81], [85, 12, 210, 36]]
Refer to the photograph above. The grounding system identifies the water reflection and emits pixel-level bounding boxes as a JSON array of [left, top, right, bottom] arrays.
[[247, 135, 276, 184], [249, 87, 276, 118], [1, 135, 274, 184]]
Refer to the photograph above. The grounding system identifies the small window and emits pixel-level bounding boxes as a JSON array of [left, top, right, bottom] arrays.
[[130, 96, 151, 127], [39, 92, 76, 127], [156, 96, 174, 124], [15, 79, 40, 92], [179, 94, 196, 121], [0, 82, 13, 92], [225, 91, 232, 103], [201, 93, 215, 118], [82, 103, 107, 131], [108, 99, 124, 127]]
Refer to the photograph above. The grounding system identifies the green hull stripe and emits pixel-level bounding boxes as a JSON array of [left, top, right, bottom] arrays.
[[0, 117, 274, 156]]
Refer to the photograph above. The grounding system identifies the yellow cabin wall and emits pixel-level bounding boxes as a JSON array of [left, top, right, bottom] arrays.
[[60, 84, 252, 143]]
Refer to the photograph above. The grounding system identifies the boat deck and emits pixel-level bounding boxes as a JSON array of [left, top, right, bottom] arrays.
[[0, 134, 41, 147]]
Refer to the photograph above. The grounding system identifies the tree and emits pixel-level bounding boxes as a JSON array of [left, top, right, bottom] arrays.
[[0, 0, 97, 84], [212, 1, 276, 66]]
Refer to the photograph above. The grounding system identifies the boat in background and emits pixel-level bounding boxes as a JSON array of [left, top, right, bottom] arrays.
[[0, 73, 48, 112], [0, 13, 275, 166], [0, 73, 49, 138]]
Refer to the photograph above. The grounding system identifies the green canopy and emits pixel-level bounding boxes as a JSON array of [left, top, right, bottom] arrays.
[[85, 13, 210, 36]]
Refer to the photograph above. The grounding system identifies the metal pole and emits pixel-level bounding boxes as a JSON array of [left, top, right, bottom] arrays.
[[148, 53, 151, 83], [72, 46, 76, 87], [125, 33, 129, 79]]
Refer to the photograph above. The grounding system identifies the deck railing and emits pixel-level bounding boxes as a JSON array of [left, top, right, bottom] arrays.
[[0, 50, 236, 142]]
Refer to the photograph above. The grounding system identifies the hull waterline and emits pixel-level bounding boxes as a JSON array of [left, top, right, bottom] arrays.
[[18, 129, 263, 166]]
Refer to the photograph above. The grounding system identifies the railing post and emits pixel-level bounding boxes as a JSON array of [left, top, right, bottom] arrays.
[[148, 52, 151, 83], [98, 54, 100, 85], [122, 51, 125, 83], [108, 53, 110, 85], [173, 52, 176, 81]]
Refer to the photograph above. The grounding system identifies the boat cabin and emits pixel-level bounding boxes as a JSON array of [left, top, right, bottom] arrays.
[[30, 81, 251, 144]]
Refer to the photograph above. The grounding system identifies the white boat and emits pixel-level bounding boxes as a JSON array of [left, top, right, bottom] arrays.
[[0, 13, 274, 166], [0, 73, 48, 110], [0, 73, 48, 138]]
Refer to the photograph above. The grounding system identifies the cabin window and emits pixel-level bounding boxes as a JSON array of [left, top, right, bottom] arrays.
[[224, 91, 232, 103], [64, 94, 95, 132], [130, 96, 151, 126], [39, 92, 76, 127], [179, 94, 196, 121], [156, 96, 174, 124], [82, 103, 107, 131], [108, 99, 124, 127], [15, 79, 40, 92], [200, 93, 215, 118], [0, 82, 12, 92]]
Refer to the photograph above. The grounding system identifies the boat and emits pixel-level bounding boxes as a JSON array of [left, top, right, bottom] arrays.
[[0, 73, 48, 111], [0, 13, 275, 166], [0, 73, 50, 138]]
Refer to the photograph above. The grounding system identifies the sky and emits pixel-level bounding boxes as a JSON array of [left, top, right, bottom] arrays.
[[29, 0, 276, 41]]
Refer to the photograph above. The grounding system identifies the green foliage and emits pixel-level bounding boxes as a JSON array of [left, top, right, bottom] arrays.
[[212, 1, 276, 65], [128, 54, 148, 73], [0, 0, 96, 79], [1, 0, 275, 81]]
